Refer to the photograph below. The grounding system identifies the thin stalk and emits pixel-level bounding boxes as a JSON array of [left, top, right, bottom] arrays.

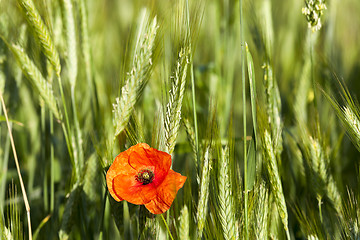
[[286, 229, 291, 240], [317, 195, 323, 223], [240, 0, 248, 239], [56, 75, 73, 161], [0, 93, 32, 240], [161, 214, 174, 240], [41, 105, 48, 212], [61, 121, 73, 163], [186, 0, 199, 163], [50, 113, 54, 212]]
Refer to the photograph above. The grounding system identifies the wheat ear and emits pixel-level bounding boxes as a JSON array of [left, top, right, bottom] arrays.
[[217, 145, 237, 240], [17, 0, 61, 77], [61, 0, 77, 86], [179, 205, 189, 239], [9, 44, 61, 120], [263, 130, 290, 239], [164, 48, 189, 154], [343, 106, 360, 150], [113, 10, 158, 138], [197, 146, 211, 240]]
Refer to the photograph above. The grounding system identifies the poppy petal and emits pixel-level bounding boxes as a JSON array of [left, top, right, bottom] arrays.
[[144, 170, 187, 214], [128, 148, 171, 185], [106, 153, 131, 201], [112, 171, 157, 205], [128, 143, 151, 152]]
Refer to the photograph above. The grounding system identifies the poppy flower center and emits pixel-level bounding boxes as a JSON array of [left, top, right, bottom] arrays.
[[136, 169, 154, 185]]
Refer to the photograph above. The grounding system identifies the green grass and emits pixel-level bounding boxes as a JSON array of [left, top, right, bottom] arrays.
[[1, 0, 360, 239]]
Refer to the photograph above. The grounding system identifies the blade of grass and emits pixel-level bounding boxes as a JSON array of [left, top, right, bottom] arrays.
[[245, 42, 257, 192], [33, 215, 51, 240], [246, 42, 257, 142], [161, 214, 174, 240]]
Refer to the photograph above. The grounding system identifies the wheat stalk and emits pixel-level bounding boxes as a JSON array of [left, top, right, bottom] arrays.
[[197, 146, 211, 240], [9, 44, 61, 120], [217, 145, 237, 240], [307, 136, 342, 214], [263, 130, 290, 239], [255, 184, 269, 239], [61, 0, 77, 87], [78, 0, 92, 84], [17, 0, 61, 77], [164, 48, 189, 154], [343, 106, 360, 150], [307, 235, 320, 240], [249, 183, 269, 239], [263, 64, 283, 157], [322, 84, 360, 153], [113, 10, 158, 138], [179, 205, 189, 239]]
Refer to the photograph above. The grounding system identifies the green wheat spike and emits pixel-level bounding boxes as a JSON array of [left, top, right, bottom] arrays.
[[255, 184, 269, 240], [217, 145, 237, 240], [113, 10, 158, 138], [263, 130, 290, 239], [164, 47, 189, 154], [17, 0, 61, 76], [197, 146, 211, 240], [179, 205, 189, 240], [9, 43, 62, 120], [61, 0, 77, 87]]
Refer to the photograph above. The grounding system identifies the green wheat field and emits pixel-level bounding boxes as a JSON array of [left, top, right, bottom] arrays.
[[1, 0, 360, 239]]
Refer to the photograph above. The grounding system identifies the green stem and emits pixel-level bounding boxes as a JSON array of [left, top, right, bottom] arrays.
[[240, 0, 248, 239], [50, 112, 54, 212], [61, 121, 73, 163], [56, 75, 73, 161], [41, 105, 48, 212], [317, 195, 323, 224], [161, 214, 174, 240], [286, 229, 291, 240]]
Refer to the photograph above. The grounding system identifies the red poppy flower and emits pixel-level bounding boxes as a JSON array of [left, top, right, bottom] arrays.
[[106, 143, 187, 214]]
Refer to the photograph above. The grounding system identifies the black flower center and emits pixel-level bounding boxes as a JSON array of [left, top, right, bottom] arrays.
[[136, 169, 154, 185]]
